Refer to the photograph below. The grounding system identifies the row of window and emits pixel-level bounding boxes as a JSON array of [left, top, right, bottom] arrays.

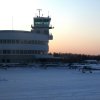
[[34, 18, 50, 22], [0, 50, 47, 55], [0, 39, 48, 45], [35, 30, 49, 34], [35, 22, 49, 25]]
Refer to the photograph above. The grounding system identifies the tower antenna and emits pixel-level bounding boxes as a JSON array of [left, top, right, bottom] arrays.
[[12, 16, 13, 30], [48, 11, 49, 17], [37, 9, 42, 17]]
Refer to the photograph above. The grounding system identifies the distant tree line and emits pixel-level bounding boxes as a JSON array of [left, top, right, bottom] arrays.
[[49, 53, 100, 63]]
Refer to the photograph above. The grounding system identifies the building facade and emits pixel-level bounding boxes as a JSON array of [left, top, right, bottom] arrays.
[[0, 12, 53, 63]]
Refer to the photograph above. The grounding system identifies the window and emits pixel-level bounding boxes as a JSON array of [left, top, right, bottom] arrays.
[[3, 50, 6, 54], [0, 39, 47, 45]]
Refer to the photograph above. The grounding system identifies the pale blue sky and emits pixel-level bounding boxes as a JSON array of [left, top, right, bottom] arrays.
[[0, 0, 100, 55]]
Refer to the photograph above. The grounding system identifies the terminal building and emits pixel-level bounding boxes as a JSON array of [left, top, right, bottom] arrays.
[[0, 10, 53, 63]]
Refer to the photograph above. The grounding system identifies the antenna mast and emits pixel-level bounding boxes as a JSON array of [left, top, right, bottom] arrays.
[[12, 16, 13, 30], [37, 9, 42, 17], [48, 11, 49, 17]]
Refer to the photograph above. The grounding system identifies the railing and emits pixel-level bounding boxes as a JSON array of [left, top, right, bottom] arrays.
[[49, 34, 53, 40]]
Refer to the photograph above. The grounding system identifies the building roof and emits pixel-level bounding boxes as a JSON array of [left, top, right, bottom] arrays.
[[0, 30, 31, 33]]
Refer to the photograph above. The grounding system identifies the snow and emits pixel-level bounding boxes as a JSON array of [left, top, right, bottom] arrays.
[[0, 66, 100, 100]]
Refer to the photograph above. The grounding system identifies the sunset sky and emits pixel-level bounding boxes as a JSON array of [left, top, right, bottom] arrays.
[[0, 0, 100, 55]]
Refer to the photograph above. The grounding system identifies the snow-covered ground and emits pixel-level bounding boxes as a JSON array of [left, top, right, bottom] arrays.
[[0, 65, 100, 100]]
